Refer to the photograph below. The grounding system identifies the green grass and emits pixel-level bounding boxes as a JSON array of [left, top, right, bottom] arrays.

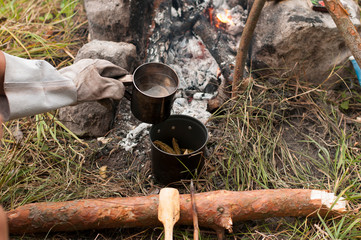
[[204, 78, 361, 239], [0, 0, 86, 65], [0, 0, 91, 209], [1, 0, 361, 239]]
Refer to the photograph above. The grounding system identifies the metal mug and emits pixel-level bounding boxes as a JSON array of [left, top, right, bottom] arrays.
[[149, 115, 208, 185], [127, 62, 179, 124]]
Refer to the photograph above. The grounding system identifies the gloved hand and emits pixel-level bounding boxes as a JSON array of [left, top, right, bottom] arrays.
[[0, 52, 132, 121], [59, 58, 132, 102]]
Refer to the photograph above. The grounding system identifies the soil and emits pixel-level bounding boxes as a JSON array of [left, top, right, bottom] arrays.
[[86, 96, 156, 196]]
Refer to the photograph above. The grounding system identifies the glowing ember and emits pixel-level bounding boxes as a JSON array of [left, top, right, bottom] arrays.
[[216, 9, 234, 25]]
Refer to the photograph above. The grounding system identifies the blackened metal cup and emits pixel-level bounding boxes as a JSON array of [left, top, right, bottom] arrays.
[[130, 62, 179, 124], [149, 115, 208, 185]]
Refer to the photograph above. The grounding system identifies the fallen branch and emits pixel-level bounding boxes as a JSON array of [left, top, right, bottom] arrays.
[[7, 189, 347, 235], [322, 0, 361, 68]]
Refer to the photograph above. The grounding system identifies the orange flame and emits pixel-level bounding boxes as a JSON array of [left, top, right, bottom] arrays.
[[216, 9, 234, 25]]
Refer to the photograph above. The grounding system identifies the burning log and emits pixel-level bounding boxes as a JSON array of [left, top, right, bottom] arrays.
[[192, 16, 236, 112], [7, 189, 347, 235], [193, 16, 235, 83]]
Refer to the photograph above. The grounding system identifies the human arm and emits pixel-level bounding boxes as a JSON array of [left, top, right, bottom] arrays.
[[0, 51, 132, 121]]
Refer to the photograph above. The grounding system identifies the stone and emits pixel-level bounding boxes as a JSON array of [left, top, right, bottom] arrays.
[[83, 0, 154, 59], [58, 100, 115, 138], [84, 0, 131, 42], [58, 40, 138, 138], [251, 0, 361, 88], [75, 40, 138, 72]]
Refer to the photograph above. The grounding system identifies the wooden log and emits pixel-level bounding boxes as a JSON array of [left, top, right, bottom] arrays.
[[7, 189, 347, 234]]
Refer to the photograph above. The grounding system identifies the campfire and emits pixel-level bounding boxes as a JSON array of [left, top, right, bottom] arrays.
[[146, 0, 247, 121], [117, 0, 248, 153]]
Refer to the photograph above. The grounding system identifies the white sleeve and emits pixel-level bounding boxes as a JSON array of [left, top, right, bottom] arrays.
[[1, 53, 77, 121]]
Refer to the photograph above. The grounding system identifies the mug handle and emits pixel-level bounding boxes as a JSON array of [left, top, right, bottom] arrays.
[[121, 74, 133, 86], [121, 74, 133, 101]]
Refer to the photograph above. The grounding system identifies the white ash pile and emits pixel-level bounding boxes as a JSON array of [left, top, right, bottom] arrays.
[[147, 0, 248, 123]]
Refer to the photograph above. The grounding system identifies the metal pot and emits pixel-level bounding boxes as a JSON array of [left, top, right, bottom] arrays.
[[130, 62, 179, 124], [149, 115, 208, 185]]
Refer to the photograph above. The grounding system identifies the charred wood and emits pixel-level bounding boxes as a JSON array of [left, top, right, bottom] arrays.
[[192, 16, 236, 112], [193, 16, 235, 83], [147, 0, 211, 62]]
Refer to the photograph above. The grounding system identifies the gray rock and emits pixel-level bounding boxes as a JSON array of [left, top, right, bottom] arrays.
[[75, 40, 138, 72], [83, 0, 153, 60], [58, 100, 115, 138], [251, 0, 360, 88], [59, 40, 137, 138], [84, 0, 131, 42]]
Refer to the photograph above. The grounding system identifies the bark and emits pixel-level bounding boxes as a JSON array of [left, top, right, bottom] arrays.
[[232, 0, 266, 98], [322, 0, 361, 70], [7, 189, 347, 234]]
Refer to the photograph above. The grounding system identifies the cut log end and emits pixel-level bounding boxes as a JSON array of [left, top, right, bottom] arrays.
[[310, 190, 347, 213]]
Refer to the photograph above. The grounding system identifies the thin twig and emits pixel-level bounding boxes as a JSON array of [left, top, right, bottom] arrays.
[[190, 179, 199, 240]]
